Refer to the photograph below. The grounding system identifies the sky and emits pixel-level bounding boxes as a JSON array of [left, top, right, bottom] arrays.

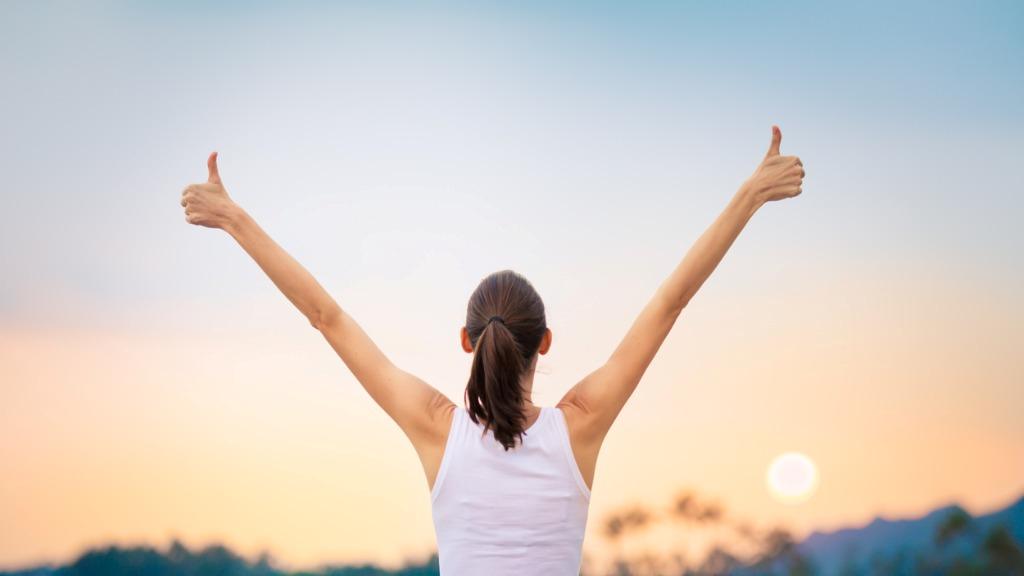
[[1, 0, 1023, 571]]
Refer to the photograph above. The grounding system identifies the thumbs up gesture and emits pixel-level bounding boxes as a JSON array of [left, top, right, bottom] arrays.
[[743, 126, 805, 204], [180, 152, 239, 229]]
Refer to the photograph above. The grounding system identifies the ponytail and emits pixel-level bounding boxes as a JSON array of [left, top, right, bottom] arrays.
[[466, 320, 527, 449], [464, 271, 547, 450]]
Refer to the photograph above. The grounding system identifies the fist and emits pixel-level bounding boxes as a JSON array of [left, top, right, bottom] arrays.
[[181, 152, 236, 229], [744, 126, 805, 203]]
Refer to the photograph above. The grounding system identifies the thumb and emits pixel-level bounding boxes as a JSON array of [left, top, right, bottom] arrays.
[[207, 151, 221, 184], [765, 125, 782, 158]]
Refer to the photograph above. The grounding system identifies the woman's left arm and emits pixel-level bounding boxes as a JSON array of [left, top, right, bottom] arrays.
[[181, 153, 454, 449]]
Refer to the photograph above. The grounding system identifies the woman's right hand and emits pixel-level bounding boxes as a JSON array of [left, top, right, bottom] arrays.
[[742, 126, 805, 205], [181, 152, 239, 230]]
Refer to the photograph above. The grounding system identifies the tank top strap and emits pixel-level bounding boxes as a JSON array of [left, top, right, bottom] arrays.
[[551, 407, 592, 500], [430, 407, 467, 502]]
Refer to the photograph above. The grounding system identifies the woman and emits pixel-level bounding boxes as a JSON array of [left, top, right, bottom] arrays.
[[180, 126, 804, 575]]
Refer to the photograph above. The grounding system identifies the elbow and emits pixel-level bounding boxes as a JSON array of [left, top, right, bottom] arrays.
[[676, 296, 690, 313], [674, 286, 699, 313], [658, 291, 688, 317], [310, 303, 343, 332]]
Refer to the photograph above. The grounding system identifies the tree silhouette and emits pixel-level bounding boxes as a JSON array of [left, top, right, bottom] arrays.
[[983, 525, 1024, 575], [597, 490, 813, 576]]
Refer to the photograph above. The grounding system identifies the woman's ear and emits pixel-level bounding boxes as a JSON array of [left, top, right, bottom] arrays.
[[538, 328, 552, 355], [460, 327, 474, 353]]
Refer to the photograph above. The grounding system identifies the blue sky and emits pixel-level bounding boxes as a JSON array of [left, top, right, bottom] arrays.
[[2, 1, 1022, 330], [1, 0, 1022, 569]]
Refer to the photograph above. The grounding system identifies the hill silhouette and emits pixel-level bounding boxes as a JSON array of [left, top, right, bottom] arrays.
[[797, 494, 1024, 575]]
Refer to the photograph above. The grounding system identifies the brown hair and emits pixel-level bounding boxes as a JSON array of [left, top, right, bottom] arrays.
[[464, 270, 548, 450]]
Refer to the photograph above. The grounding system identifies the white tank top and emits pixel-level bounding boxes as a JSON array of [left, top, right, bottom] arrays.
[[430, 407, 592, 575]]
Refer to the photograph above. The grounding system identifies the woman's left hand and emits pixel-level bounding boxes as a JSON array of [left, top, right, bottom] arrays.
[[181, 151, 239, 230]]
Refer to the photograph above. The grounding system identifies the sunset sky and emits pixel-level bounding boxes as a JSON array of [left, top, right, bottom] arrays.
[[1, 0, 1022, 571]]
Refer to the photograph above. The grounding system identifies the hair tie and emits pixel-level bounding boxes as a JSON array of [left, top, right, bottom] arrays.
[[487, 316, 506, 326]]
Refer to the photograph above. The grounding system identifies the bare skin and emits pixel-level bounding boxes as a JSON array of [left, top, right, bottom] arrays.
[[181, 126, 804, 491]]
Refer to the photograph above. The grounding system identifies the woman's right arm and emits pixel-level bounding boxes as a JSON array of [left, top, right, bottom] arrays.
[[557, 127, 805, 485], [181, 153, 455, 451]]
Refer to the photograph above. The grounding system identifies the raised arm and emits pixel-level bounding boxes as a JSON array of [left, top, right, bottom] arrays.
[[180, 153, 454, 463], [558, 127, 804, 481]]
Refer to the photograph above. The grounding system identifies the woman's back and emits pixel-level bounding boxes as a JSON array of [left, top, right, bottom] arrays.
[[431, 407, 591, 575]]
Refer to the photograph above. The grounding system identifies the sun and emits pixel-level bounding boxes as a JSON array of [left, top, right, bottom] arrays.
[[766, 452, 819, 505]]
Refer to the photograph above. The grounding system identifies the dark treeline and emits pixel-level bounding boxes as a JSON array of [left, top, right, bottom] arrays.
[[0, 541, 439, 576]]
